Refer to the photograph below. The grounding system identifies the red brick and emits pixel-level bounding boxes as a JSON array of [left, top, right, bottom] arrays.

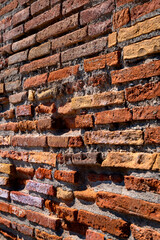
[[51, 27, 87, 50], [0, 44, 12, 55], [25, 4, 60, 32], [37, 118, 55, 131], [37, 14, 78, 43], [117, 0, 133, 7], [24, 73, 47, 89], [12, 222, 33, 236], [96, 191, 160, 222], [29, 151, 57, 166], [75, 114, 93, 128], [63, 222, 87, 236], [16, 167, 34, 179], [131, 224, 160, 240], [64, 152, 102, 165], [54, 170, 78, 184], [126, 82, 160, 103], [26, 180, 55, 196], [12, 7, 30, 26], [63, 0, 89, 15], [8, 50, 28, 65], [95, 108, 132, 125], [84, 129, 143, 145], [35, 103, 56, 114], [3, 25, 24, 42], [0, 0, 18, 17], [0, 122, 18, 132], [56, 205, 78, 222], [86, 229, 105, 240], [133, 105, 160, 120], [26, 210, 60, 230], [0, 150, 29, 162], [62, 37, 107, 62], [68, 136, 84, 148], [88, 19, 111, 37], [35, 168, 52, 180], [12, 135, 47, 147], [80, 0, 115, 25], [0, 136, 11, 146], [111, 60, 160, 84], [0, 202, 10, 213], [131, 0, 160, 21], [84, 51, 120, 72], [31, 0, 50, 16], [35, 229, 62, 240], [5, 80, 21, 92], [0, 67, 18, 80], [9, 92, 27, 104], [113, 8, 130, 29], [48, 65, 79, 83], [88, 74, 108, 87], [124, 176, 160, 194], [18, 0, 32, 5], [10, 191, 44, 208], [9, 204, 26, 218], [0, 188, 10, 199], [20, 53, 60, 74], [48, 136, 69, 148], [145, 127, 160, 144], [12, 34, 36, 52], [16, 105, 32, 117], [18, 120, 37, 132], [0, 216, 11, 228], [0, 16, 12, 31], [78, 210, 130, 238], [2, 109, 15, 120]]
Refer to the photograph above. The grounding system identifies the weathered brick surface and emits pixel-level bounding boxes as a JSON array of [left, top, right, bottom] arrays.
[[35, 229, 62, 240], [131, 0, 160, 21], [10, 191, 44, 208], [51, 27, 87, 50], [95, 108, 132, 124], [20, 54, 60, 73], [112, 60, 160, 84], [26, 210, 60, 229], [37, 14, 78, 43], [145, 127, 160, 144], [12, 34, 36, 52], [78, 210, 130, 238], [28, 42, 50, 60], [86, 229, 105, 240], [80, 0, 115, 25], [126, 82, 160, 103], [26, 180, 56, 196], [84, 130, 143, 145], [24, 73, 47, 89], [25, 4, 60, 32], [54, 170, 78, 183], [62, 37, 107, 62], [3, 25, 24, 42], [12, 135, 47, 147], [12, 7, 30, 26], [102, 152, 157, 170], [124, 176, 160, 194], [96, 191, 160, 222], [113, 8, 130, 29], [123, 36, 160, 60], [118, 15, 160, 42], [131, 224, 160, 240]]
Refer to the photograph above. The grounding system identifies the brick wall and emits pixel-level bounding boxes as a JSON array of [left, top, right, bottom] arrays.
[[0, 0, 160, 239]]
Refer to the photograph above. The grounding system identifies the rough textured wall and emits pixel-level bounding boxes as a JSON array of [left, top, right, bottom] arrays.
[[0, 0, 160, 239]]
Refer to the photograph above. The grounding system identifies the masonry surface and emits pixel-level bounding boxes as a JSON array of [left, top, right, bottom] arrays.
[[0, 0, 160, 239]]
